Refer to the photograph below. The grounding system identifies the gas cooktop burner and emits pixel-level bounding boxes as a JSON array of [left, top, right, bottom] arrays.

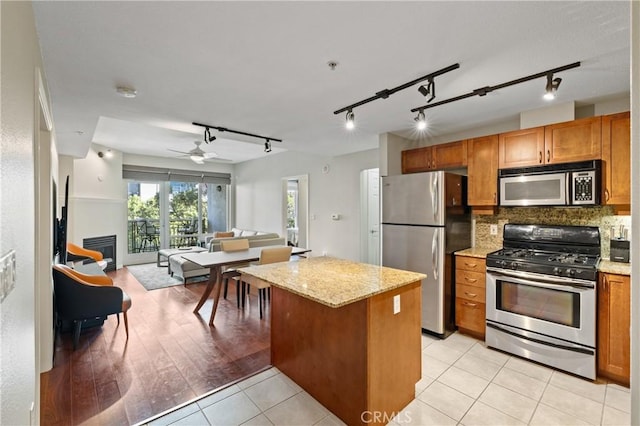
[[486, 224, 601, 282]]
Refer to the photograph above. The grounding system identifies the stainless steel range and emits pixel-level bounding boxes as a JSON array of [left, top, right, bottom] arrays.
[[485, 224, 600, 380]]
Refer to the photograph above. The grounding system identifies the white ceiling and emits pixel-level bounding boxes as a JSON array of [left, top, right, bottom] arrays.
[[32, 1, 630, 164]]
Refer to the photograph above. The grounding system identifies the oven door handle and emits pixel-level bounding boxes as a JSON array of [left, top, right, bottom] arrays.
[[486, 267, 595, 289], [486, 322, 595, 355]]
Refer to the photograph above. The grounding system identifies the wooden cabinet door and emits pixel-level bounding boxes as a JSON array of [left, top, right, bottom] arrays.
[[467, 135, 499, 206], [401, 146, 431, 174], [601, 112, 630, 206], [432, 140, 467, 169], [498, 127, 545, 169], [544, 116, 602, 164], [597, 273, 630, 385]]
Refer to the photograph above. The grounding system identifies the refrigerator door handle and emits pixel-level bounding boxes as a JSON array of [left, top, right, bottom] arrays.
[[432, 174, 439, 223], [432, 232, 439, 280]]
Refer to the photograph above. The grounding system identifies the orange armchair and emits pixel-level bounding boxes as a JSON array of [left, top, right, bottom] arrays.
[[66, 242, 108, 270], [52, 264, 131, 349]]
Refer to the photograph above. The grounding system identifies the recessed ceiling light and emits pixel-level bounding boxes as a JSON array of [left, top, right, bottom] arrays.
[[116, 86, 137, 98]]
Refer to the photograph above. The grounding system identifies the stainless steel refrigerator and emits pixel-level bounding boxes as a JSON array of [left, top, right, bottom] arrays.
[[382, 171, 471, 337]]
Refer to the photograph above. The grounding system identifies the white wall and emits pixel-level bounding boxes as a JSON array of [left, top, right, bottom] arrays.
[[0, 2, 43, 424], [235, 149, 379, 261]]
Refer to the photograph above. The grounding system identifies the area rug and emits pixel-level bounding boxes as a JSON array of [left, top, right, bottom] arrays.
[[127, 263, 208, 291]]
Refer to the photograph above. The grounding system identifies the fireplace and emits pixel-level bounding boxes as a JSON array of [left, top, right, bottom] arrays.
[[83, 235, 116, 272]]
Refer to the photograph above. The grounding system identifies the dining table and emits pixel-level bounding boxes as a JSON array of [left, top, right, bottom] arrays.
[[181, 246, 310, 325]]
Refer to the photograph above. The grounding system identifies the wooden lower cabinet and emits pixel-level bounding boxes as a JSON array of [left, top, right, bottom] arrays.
[[455, 255, 486, 339], [597, 272, 630, 385]]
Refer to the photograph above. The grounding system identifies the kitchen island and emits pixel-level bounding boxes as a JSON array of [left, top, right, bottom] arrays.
[[239, 256, 425, 426]]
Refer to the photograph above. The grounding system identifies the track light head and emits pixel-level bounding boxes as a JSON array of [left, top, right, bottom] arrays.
[[544, 73, 562, 100], [264, 140, 272, 153], [415, 110, 427, 131], [204, 128, 217, 143], [418, 78, 436, 103], [345, 110, 355, 130]]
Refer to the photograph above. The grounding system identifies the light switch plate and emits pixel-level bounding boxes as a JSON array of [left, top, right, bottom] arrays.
[[0, 250, 16, 303], [490, 224, 498, 235], [393, 295, 401, 315]]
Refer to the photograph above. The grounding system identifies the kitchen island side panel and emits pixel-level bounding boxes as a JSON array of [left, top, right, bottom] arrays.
[[270, 282, 421, 426], [367, 281, 422, 417]]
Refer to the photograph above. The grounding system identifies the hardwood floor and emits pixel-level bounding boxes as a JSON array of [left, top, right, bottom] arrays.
[[40, 266, 271, 425]]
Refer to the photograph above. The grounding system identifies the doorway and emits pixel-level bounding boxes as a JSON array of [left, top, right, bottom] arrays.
[[360, 168, 380, 265], [282, 175, 309, 248]]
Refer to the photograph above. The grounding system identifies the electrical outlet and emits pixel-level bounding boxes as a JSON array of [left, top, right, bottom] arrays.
[[490, 224, 498, 236], [0, 250, 16, 303], [393, 295, 401, 314]]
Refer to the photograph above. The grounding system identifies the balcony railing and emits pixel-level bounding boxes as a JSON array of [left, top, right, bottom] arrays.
[[127, 218, 208, 253]]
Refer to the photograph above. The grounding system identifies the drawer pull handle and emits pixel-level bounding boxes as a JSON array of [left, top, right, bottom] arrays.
[[464, 277, 478, 282], [463, 301, 478, 307], [465, 292, 477, 297], [464, 263, 477, 268]]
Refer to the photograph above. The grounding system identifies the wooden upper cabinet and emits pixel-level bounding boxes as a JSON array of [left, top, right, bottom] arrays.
[[498, 127, 545, 168], [432, 140, 467, 169], [544, 116, 602, 164], [401, 146, 431, 174], [401, 140, 467, 174], [498, 117, 602, 169], [602, 112, 630, 206], [467, 135, 499, 206]]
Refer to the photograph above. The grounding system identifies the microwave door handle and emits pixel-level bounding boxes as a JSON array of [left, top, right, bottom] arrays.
[[566, 172, 571, 205]]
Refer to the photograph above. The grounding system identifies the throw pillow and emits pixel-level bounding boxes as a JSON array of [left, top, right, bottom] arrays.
[[214, 231, 234, 238], [231, 228, 243, 237], [241, 230, 257, 236]]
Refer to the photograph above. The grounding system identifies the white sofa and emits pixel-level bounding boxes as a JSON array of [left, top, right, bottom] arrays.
[[169, 228, 286, 283]]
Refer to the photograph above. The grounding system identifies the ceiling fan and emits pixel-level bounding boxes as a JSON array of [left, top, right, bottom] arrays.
[[168, 141, 229, 164]]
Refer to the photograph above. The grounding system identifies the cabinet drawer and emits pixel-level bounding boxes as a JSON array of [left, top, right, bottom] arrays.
[[455, 298, 486, 334], [456, 283, 486, 303], [457, 257, 486, 272], [456, 269, 485, 288]]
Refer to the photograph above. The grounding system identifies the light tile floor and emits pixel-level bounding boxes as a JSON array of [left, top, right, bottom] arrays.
[[140, 332, 630, 426]]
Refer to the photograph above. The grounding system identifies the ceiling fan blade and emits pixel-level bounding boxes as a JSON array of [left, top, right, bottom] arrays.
[[204, 157, 233, 163], [168, 148, 190, 155]]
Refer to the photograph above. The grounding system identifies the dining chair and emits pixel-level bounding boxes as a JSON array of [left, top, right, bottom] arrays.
[[240, 246, 292, 319], [219, 238, 250, 307], [52, 264, 131, 350]]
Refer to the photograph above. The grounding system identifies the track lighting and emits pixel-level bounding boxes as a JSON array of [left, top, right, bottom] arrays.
[[418, 78, 436, 103], [192, 122, 282, 148], [204, 127, 217, 143], [264, 140, 272, 153], [334, 63, 460, 130], [544, 73, 562, 100], [411, 61, 580, 114], [415, 110, 427, 131], [345, 110, 355, 130]]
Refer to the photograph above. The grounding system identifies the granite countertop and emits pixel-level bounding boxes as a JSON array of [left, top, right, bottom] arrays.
[[455, 247, 499, 258], [238, 256, 426, 308], [598, 260, 631, 276]]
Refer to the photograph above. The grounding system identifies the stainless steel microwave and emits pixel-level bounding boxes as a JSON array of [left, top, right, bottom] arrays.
[[499, 160, 601, 207]]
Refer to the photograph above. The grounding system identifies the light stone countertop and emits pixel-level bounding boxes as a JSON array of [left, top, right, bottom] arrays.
[[598, 260, 631, 276], [238, 256, 426, 308], [455, 247, 500, 258]]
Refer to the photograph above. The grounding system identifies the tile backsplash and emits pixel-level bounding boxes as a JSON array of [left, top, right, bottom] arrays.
[[473, 206, 631, 260]]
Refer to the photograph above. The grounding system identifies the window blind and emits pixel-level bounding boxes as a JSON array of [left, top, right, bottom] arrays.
[[122, 165, 231, 185]]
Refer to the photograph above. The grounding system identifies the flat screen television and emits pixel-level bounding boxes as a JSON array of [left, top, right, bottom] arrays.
[[54, 175, 69, 264]]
